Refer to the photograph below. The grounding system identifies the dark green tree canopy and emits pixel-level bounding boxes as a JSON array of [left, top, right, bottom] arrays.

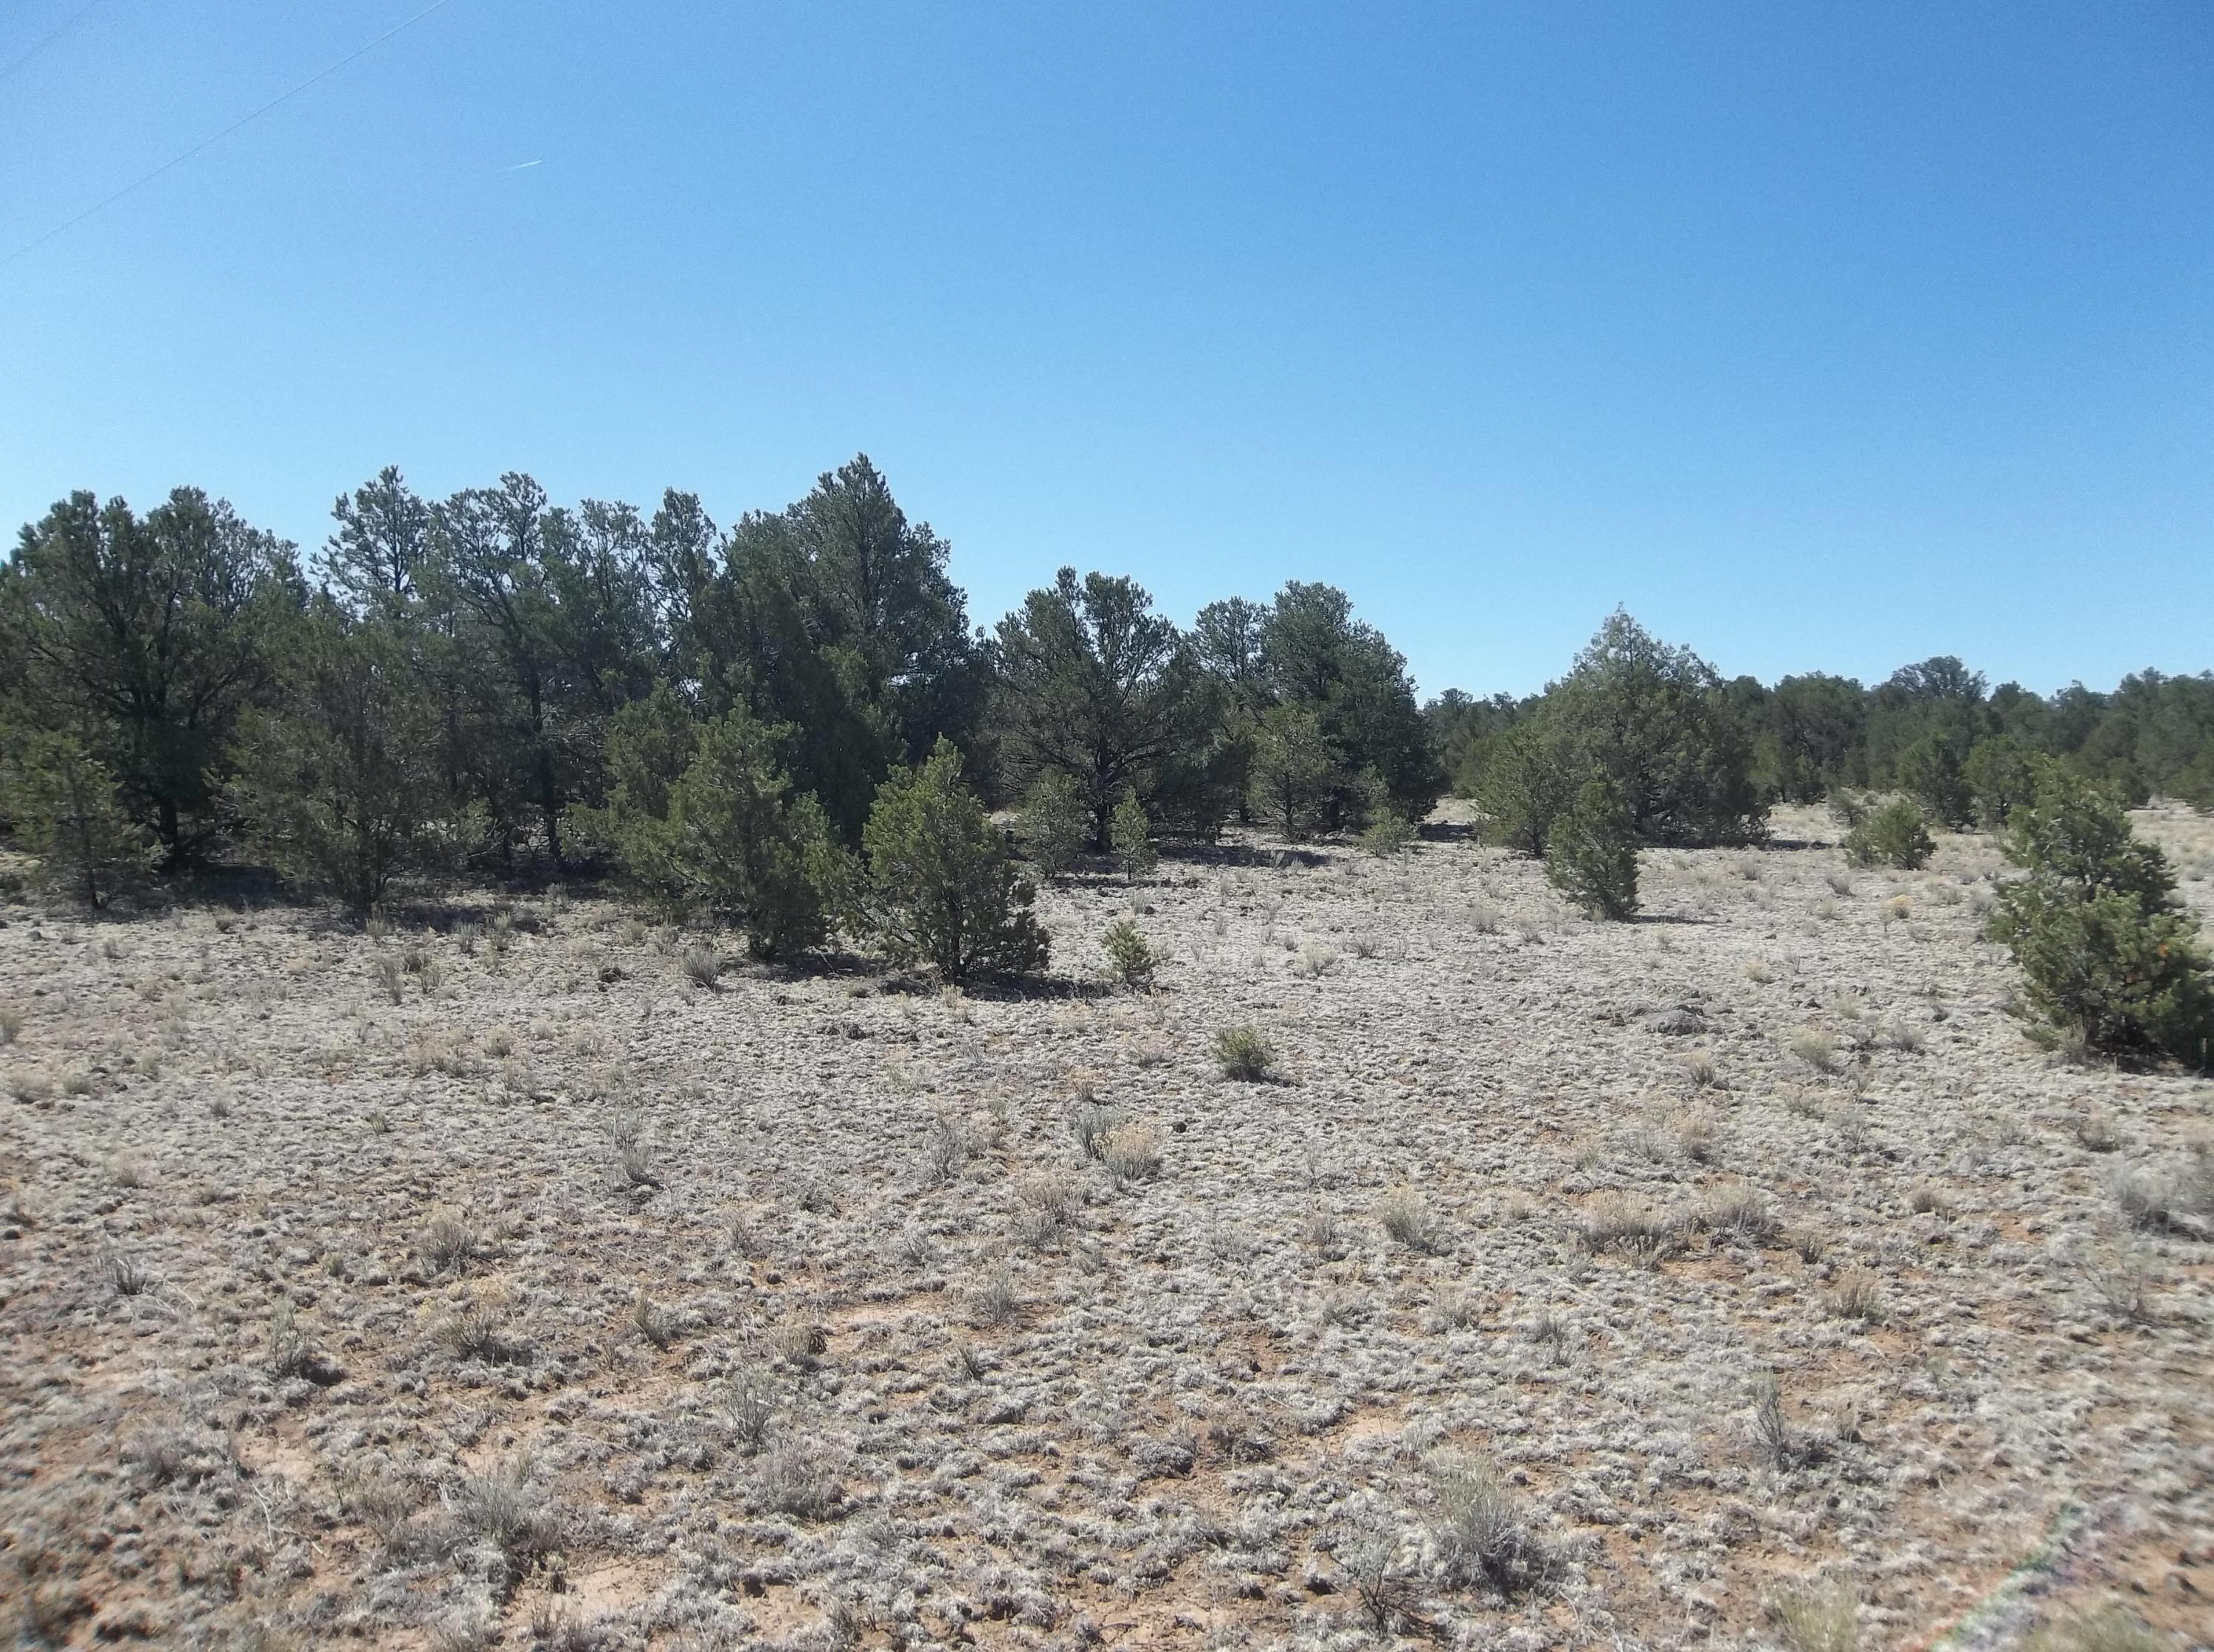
[[993, 567, 1218, 847], [1541, 610, 1767, 846], [3, 486, 303, 856]]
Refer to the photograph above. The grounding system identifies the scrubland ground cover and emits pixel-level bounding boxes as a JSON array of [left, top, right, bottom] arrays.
[[2, 806, 2210, 1650]]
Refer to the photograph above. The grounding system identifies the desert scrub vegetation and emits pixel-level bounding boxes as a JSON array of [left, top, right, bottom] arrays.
[[1213, 1023, 1276, 1080], [1843, 795, 1934, 870], [1014, 769, 1089, 877], [1429, 1455, 1558, 1597], [1544, 774, 1640, 918], [1987, 758, 2214, 1066], [1100, 918, 1161, 989], [861, 739, 1049, 981], [3, 708, 2213, 1647]]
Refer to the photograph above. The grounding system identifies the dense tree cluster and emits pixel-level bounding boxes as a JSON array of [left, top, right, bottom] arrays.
[[4, 459, 2212, 1017], [0, 460, 1441, 965]]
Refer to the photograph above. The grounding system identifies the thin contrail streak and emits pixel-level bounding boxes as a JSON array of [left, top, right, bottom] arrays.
[[0, 0, 459, 271], [0, 0, 107, 87]]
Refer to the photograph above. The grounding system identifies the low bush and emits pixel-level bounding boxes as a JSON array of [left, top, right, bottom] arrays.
[[1213, 1024, 1275, 1081], [1101, 919, 1161, 989], [1015, 770, 1089, 877], [1842, 796, 1933, 870], [1543, 776, 1638, 919], [1109, 789, 1156, 883], [1987, 760, 2214, 1066], [863, 739, 1049, 981]]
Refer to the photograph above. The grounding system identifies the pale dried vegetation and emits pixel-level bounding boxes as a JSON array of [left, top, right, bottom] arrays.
[[0, 803, 2207, 1648]]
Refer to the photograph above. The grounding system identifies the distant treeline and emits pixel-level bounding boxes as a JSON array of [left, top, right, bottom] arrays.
[[1429, 651, 2214, 820], [1, 455, 2209, 919]]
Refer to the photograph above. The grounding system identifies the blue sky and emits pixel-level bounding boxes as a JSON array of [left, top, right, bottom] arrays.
[[3, 1, 2210, 698]]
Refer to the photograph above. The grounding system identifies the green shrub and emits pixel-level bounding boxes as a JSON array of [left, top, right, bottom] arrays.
[[1248, 704, 1332, 840], [1826, 788, 1874, 831], [1475, 724, 1570, 856], [1962, 734, 2042, 831], [863, 739, 1049, 981], [1101, 919, 1160, 989], [1540, 610, 1768, 846], [1109, 789, 1156, 883], [0, 733, 155, 908], [2172, 747, 2214, 813], [1015, 770, 1089, 877], [227, 605, 451, 916], [1988, 760, 2214, 1066], [1543, 777, 1638, 919], [1843, 795, 1934, 869], [1896, 731, 1974, 829], [587, 705, 845, 960], [1213, 1024, 1275, 1081], [1359, 811, 1418, 857]]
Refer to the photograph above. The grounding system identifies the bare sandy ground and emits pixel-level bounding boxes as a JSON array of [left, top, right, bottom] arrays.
[[2, 805, 2210, 1651]]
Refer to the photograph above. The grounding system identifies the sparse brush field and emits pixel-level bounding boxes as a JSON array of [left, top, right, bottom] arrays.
[[3, 806, 2211, 1651]]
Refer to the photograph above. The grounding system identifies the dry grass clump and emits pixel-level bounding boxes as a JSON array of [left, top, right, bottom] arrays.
[[1063, 1102, 1118, 1171], [630, 1286, 675, 1349], [1097, 1119, 1162, 1184], [1300, 1203, 1344, 1258], [446, 1455, 561, 1594], [1013, 1172, 1083, 1247], [1827, 1268, 1886, 1323], [1672, 1107, 1720, 1160], [2024, 1607, 2165, 1652], [435, 1299, 520, 1363], [1213, 1024, 1275, 1081], [1785, 1026, 1841, 1072], [2111, 1151, 2213, 1233], [972, 1260, 1021, 1326], [1429, 1455, 1557, 1597], [1697, 1181, 1777, 1242], [1292, 939, 1341, 978], [681, 942, 721, 988], [1907, 1180, 1955, 1217], [2074, 1108, 2122, 1152], [723, 1365, 775, 1448], [1768, 1576, 1860, 1652], [1377, 1183, 1446, 1254], [418, 1209, 481, 1274], [923, 1114, 970, 1184], [101, 1245, 151, 1297], [756, 1437, 844, 1521], [1579, 1194, 1686, 1265]]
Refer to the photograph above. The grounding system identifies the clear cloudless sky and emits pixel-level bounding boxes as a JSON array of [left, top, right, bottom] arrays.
[[2, 1, 2210, 697]]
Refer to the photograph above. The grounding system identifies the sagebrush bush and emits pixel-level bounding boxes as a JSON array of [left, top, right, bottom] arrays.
[[1429, 1455, 1556, 1596], [863, 739, 1049, 981], [1543, 776, 1638, 919], [1988, 760, 2214, 1066], [1842, 796, 1932, 870]]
